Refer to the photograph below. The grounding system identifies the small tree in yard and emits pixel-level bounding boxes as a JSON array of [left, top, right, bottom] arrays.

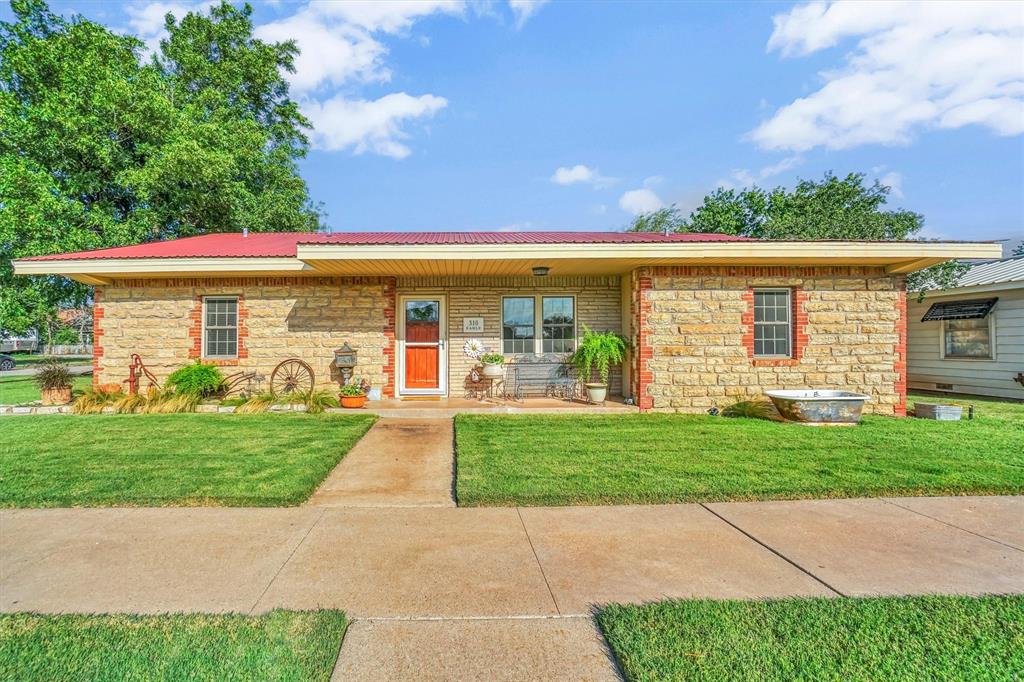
[[628, 172, 968, 296]]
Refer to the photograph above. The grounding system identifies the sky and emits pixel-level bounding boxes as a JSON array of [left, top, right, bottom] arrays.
[[7, 0, 1024, 244]]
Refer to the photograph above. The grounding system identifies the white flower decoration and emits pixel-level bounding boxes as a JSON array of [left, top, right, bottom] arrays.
[[463, 338, 485, 359]]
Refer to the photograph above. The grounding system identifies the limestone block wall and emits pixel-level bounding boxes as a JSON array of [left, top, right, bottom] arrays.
[[397, 276, 624, 396], [632, 266, 907, 415], [93, 277, 395, 395]]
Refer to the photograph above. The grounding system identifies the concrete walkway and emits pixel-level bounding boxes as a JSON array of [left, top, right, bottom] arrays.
[[2, 496, 1021, 680], [306, 418, 455, 508]]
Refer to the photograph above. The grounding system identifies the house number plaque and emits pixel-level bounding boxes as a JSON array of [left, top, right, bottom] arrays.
[[463, 317, 484, 333]]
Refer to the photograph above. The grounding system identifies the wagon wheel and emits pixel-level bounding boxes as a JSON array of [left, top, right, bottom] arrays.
[[270, 359, 314, 396]]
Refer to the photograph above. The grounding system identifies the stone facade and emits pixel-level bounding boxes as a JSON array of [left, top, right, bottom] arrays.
[[93, 277, 395, 396], [397, 275, 624, 396], [630, 266, 907, 415]]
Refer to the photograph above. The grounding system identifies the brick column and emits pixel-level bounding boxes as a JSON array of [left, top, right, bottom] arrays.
[[382, 277, 397, 398], [92, 289, 104, 387], [633, 270, 654, 411], [894, 287, 908, 416]]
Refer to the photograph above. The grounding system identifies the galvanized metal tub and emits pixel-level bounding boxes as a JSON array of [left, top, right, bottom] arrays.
[[765, 390, 871, 424], [913, 403, 963, 421]]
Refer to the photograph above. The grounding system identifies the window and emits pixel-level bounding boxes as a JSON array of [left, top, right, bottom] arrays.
[[502, 297, 535, 354], [542, 296, 575, 353], [203, 297, 238, 359], [943, 317, 993, 359], [753, 289, 791, 358]]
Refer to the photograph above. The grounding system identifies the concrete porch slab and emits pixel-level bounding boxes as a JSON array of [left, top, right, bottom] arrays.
[[306, 419, 455, 508], [707, 498, 1024, 597], [0, 508, 321, 614], [342, 396, 637, 419], [883, 496, 1024, 550], [255, 508, 557, 618], [519, 504, 834, 614], [332, 617, 619, 682]]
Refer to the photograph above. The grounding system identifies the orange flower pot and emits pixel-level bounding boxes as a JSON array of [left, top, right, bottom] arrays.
[[340, 394, 367, 409]]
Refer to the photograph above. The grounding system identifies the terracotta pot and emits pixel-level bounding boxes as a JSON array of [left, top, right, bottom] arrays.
[[340, 394, 367, 409], [41, 386, 73, 406]]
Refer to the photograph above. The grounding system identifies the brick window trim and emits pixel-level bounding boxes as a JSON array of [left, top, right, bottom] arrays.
[[188, 294, 249, 366], [742, 287, 808, 367]]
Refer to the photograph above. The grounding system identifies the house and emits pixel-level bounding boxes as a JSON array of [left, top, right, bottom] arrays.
[[13, 232, 999, 414], [908, 255, 1024, 399]]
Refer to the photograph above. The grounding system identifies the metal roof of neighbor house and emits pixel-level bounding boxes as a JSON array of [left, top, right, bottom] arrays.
[[956, 256, 1024, 287], [20, 231, 751, 261]]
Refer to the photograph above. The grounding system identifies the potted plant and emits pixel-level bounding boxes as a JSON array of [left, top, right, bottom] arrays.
[[570, 325, 627, 404], [35, 358, 73, 405], [480, 353, 505, 379], [339, 382, 367, 409]]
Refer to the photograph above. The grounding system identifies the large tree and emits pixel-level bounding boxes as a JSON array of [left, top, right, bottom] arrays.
[[0, 0, 321, 336], [628, 172, 966, 294]]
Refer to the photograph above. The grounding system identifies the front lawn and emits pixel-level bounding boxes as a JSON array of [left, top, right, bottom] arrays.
[[0, 375, 92, 405], [0, 414, 375, 507], [455, 394, 1024, 506], [597, 596, 1023, 681], [0, 610, 347, 682]]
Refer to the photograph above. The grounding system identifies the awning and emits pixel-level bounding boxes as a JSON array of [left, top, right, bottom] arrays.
[[921, 297, 998, 322]]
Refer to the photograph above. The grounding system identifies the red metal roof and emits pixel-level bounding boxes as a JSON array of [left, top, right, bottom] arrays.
[[21, 231, 752, 261]]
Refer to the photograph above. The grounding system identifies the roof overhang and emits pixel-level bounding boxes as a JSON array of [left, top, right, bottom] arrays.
[[13, 240, 1003, 282]]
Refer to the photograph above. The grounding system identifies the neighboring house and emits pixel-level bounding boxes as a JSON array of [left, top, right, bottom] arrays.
[[908, 255, 1024, 399], [13, 232, 998, 414], [0, 334, 39, 353]]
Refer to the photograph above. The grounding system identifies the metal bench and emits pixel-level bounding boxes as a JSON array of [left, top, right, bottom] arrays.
[[507, 354, 578, 401]]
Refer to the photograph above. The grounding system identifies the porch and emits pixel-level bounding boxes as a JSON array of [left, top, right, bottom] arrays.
[[357, 395, 637, 418]]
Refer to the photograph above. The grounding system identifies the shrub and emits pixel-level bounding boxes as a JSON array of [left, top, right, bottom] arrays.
[[236, 392, 275, 414], [34, 358, 72, 391], [722, 400, 774, 420], [297, 389, 340, 413], [165, 361, 225, 397], [570, 325, 627, 385], [480, 353, 505, 365], [50, 327, 80, 345], [72, 388, 125, 414]]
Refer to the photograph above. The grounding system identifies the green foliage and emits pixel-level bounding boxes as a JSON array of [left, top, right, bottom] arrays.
[[1, 0, 321, 336], [480, 353, 505, 365], [570, 325, 627, 385], [72, 387, 125, 414], [165, 361, 225, 397], [295, 389, 339, 413], [235, 392, 274, 413], [32, 357, 72, 390], [721, 400, 774, 420], [628, 172, 966, 294], [49, 326, 80, 345], [338, 383, 365, 397]]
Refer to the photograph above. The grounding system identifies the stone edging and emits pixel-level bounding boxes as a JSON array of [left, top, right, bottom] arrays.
[[0, 403, 317, 416]]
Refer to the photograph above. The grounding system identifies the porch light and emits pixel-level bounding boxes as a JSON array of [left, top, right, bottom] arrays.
[[532, 266, 550, 277]]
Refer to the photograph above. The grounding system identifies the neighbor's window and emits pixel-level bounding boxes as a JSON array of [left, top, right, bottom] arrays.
[[542, 296, 575, 353], [753, 289, 791, 358], [203, 297, 238, 359], [502, 297, 535, 354], [943, 318, 993, 359]]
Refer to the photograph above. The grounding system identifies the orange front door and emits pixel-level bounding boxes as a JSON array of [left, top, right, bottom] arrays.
[[403, 299, 442, 391]]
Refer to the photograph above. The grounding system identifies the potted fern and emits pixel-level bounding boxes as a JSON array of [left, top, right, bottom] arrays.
[[35, 358, 73, 405], [570, 326, 627, 404]]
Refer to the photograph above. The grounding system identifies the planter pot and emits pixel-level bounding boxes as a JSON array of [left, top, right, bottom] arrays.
[[481, 363, 504, 379], [41, 386, 73, 406], [340, 394, 367, 409], [585, 383, 607, 404]]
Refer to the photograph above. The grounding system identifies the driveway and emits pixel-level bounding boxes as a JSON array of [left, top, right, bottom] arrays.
[[2, 496, 1021, 680]]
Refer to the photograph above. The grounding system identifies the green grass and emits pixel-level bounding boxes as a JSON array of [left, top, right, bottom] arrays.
[[0, 414, 376, 507], [455, 394, 1024, 506], [0, 375, 92, 405], [2, 354, 91, 368], [597, 596, 1024, 681], [0, 610, 347, 682]]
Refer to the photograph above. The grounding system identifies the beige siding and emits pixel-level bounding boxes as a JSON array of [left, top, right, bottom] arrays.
[[908, 286, 1024, 399], [397, 275, 624, 397]]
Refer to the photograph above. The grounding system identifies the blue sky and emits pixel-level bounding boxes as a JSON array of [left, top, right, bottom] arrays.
[[9, 1, 1024, 243]]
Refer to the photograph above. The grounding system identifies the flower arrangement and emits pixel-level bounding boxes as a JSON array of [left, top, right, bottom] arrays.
[[463, 338, 485, 359], [480, 353, 504, 365]]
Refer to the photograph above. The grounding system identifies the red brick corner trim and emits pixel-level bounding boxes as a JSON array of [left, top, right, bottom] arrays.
[[188, 294, 249, 367], [633, 271, 654, 410], [742, 287, 808, 367], [92, 289, 104, 387], [382, 277, 397, 398], [894, 288, 908, 416]]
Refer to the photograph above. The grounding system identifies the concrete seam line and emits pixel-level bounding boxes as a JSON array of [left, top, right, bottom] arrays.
[[348, 614, 595, 623], [516, 507, 562, 615], [880, 498, 1024, 553], [247, 508, 326, 615], [698, 503, 847, 598]]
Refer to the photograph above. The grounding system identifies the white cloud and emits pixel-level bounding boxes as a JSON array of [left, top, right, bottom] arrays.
[[752, 1, 1024, 151], [879, 171, 904, 200], [508, 0, 549, 28], [619, 188, 665, 215], [311, 0, 465, 34], [726, 155, 803, 188], [124, 0, 214, 51], [304, 92, 448, 158], [550, 164, 615, 188]]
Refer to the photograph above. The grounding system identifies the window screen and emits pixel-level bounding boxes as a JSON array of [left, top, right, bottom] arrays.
[[542, 296, 575, 353], [204, 297, 238, 358], [502, 297, 535, 354], [944, 318, 992, 358], [753, 289, 791, 358]]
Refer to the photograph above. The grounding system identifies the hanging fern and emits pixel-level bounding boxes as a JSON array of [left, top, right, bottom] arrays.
[[570, 325, 627, 385]]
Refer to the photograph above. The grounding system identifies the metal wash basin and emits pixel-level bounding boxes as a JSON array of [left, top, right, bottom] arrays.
[[764, 390, 871, 424]]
